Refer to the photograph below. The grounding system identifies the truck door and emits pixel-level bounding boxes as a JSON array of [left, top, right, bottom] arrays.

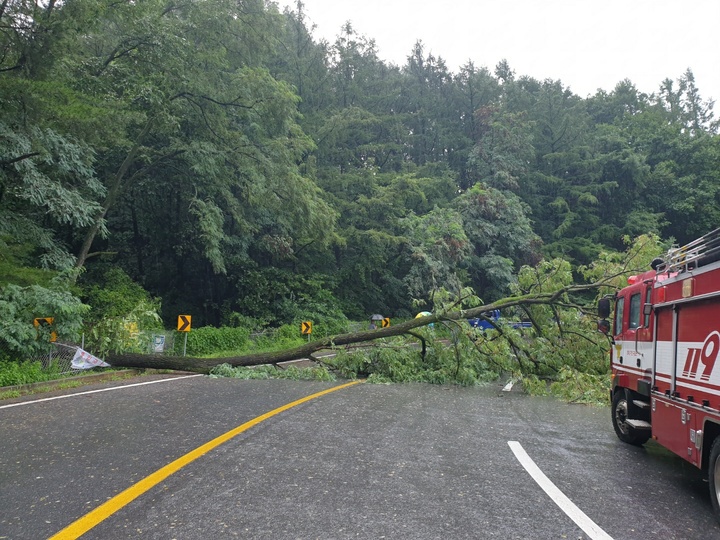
[[614, 290, 643, 370], [611, 295, 625, 369], [613, 284, 654, 390], [625, 291, 644, 369], [636, 284, 655, 379]]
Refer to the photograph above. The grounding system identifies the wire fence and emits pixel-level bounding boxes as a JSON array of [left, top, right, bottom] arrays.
[[0, 331, 182, 377], [25, 343, 80, 373]]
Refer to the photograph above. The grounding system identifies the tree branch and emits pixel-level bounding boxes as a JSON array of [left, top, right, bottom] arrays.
[[0, 152, 41, 166], [107, 276, 621, 374], [171, 91, 263, 110]]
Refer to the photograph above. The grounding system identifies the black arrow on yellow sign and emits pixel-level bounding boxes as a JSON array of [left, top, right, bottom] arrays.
[[33, 317, 57, 342], [301, 321, 312, 335], [177, 315, 192, 332], [382, 317, 391, 328]]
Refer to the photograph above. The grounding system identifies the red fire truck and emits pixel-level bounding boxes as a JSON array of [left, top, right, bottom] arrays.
[[598, 227, 720, 518]]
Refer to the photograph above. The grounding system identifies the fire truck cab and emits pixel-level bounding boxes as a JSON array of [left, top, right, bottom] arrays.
[[600, 228, 720, 519]]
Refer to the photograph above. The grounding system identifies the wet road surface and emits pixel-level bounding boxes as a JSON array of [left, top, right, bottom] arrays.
[[1, 375, 718, 539]]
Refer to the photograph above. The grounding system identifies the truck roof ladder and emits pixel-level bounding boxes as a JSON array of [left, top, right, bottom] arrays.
[[658, 227, 720, 274]]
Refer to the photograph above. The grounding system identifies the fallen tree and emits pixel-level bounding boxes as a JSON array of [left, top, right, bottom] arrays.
[[106, 280, 610, 374]]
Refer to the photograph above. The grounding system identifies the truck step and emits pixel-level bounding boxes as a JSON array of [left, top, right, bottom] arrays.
[[626, 419, 652, 430], [632, 400, 650, 410]]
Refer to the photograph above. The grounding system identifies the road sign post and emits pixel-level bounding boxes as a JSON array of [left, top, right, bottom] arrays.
[[301, 321, 312, 341], [177, 315, 192, 356]]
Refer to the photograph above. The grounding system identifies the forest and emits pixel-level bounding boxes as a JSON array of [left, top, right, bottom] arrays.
[[1, 0, 719, 365]]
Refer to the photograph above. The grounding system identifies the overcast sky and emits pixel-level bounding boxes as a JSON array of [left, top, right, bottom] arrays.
[[275, 0, 719, 101]]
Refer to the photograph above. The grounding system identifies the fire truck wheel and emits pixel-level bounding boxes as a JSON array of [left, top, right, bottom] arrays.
[[611, 391, 650, 446], [709, 438, 720, 518]]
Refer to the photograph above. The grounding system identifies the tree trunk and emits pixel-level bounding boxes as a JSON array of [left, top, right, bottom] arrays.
[[106, 282, 601, 374], [76, 118, 155, 270], [107, 321, 436, 374]]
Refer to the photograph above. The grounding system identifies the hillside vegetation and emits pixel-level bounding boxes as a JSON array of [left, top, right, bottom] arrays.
[[1, 2, 718, 391]]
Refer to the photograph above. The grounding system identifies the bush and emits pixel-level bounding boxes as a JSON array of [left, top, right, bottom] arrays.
[[325, 335, 500, 385], [80, 269, 163, 357], [84, 299, 163, 357], [276, 287, 351, 338], [247, 325, 305, 353], [0, 360, 63, 386], [181, 326, 251, 356], [82, 268, 152, 318], [0, 282, 88, 357]]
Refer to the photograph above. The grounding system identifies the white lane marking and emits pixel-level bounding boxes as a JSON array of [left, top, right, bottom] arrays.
[[0, 375, 202, 410], [508, 441, 614, 540]]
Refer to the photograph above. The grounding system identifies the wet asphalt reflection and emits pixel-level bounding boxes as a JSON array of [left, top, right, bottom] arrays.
[[1, 376, 718, 539]]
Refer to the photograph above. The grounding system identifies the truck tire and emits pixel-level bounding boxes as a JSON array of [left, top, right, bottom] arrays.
[[612, 390, 650, 446], [709, 438, 720, 520]]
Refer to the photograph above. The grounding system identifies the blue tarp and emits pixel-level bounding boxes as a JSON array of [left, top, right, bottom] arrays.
[[468, 310, 531, 330]]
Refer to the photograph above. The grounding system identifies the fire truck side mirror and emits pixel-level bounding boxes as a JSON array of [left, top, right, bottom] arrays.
[[598, 298, 611, 319], [643, 303, 652, 316], [597, 319, 610, 335]]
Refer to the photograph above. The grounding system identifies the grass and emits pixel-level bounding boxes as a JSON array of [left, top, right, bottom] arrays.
[[209, 363, 336, 381], [202, 337, 307, 359], [0, 359, 65, 387], [0, 359, 145, 400]]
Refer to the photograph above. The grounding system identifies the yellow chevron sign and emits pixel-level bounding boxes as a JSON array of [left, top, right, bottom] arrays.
[[301, 321, 313, 335], [382, 317, 391, 328], [34, 317, 54, 327], [177, 315, 192, 332], [34, 317, 57, 342]]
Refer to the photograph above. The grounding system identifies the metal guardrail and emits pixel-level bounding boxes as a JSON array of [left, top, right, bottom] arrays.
[[658, 227, 720, 273]]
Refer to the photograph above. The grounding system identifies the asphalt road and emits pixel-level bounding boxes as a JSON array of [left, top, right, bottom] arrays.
[[1, 375, 719, 539]]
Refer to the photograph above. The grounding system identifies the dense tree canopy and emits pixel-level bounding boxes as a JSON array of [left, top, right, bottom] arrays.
[[1, 0, 718, 332]]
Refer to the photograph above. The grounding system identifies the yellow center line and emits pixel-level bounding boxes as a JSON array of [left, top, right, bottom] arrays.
[[49, 380, 363, 540]]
